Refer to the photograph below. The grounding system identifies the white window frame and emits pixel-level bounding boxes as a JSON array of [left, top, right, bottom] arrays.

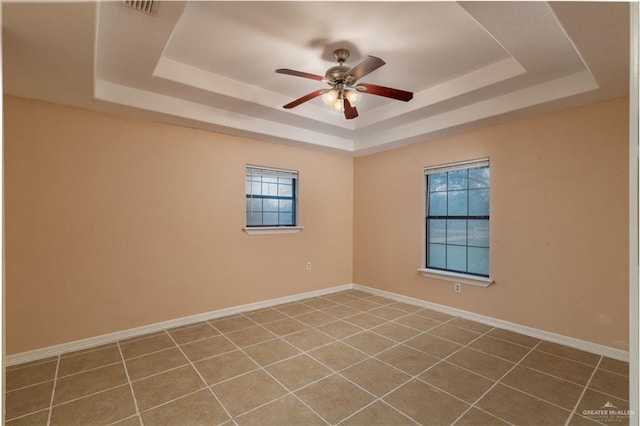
[[243, 165, 303, 235], [418, 158, 494, 287]]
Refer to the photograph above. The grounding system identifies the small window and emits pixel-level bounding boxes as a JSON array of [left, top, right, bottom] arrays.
[[425, 159, 490, 277], [246, 166, 297, 227]]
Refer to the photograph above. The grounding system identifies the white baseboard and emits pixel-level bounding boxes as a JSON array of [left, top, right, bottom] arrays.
[[5, 283, 353, 366], [352, 283, 629, 362], [6, 282, 629, 366]]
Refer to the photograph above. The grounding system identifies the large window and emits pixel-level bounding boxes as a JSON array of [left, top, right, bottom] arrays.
[[246, 166, 297, 227], [425, 159, 490, 277]]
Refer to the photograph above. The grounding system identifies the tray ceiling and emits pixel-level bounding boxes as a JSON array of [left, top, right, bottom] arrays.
[[2, 1, 630, 155]]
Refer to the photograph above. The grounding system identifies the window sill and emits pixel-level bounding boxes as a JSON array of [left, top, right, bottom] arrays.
[[243, 226, 303, 235], [418, 268, 494, 288]]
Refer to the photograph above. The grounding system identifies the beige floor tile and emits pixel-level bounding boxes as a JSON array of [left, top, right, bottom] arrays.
[[167, 322, 219, 344], [520, 350, 596, 385], [414, 309, 455, 322], [6, 360, 57, 391], [368, 306, 408, 320], [588, 368, 629, 401], [449, 317, 493, 334], [419, 361, 494, 403], [243, 308, 288, 324], [5, 409, 50, 426], [567, 413, 606, 425], [344, 313, 388, 329], [303, 297, 338, 309], [295, 310, 336, 327], [453, 407, 510, 425], [363, 295, 396, 305], [236, 394, 326, 425], [195, 350, 259, 385], [58, 346, 122, 377], [50, 385, 136, 426], [266, 354, 332, 391], [53, 362, 128, 405], [243, 338, 300, 366], [140, 389, 229, 425], [275, 302, 315, 316], [376, 344, 439, 376], [468, 335, 531, 362], [295, 374, 375, 424], [324, 293, 359, 304], [537, 340, 601, 366], [132, 365, 206, 411], [212, 370, 287, 417], [283, 328, 335, 351], [125, 348, 188, 381], [476, 384, 570, 426], [342, 358, 411, 397], [6, 357, 56, 371], [210, 315, 256, 333], [260, 317, 308, 336], [309, 342, 368, 371], [404, 333, 462, 359], [60, 343, 118, 358], [428, 323, 482, 346], [316, 320, 363, 339], [344, 299, 383, 312], [225, 326, 276, 348], [321, 304, 360, 319], [120, 334, 176, 360], [447, 347, 514, 380], [111, 415, 142, 426], [343, 290, 373, 298], [384, 379, 469, 425], [500, 365, 584, 409], [395, 314, 440, 331], [343, 331, 397, 355], [599, 357, 629, 376], [487, 328, 541, 348], [180, 335, 236, 362], [388, 302, 424, 313], [340, 401, 416, 426], [576, 388, 630, 426], [5, 381, 54, 420], [372, 322, 421, 342]]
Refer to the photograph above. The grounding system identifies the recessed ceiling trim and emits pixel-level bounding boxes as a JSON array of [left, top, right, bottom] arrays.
[[95, 80, 355, 152]]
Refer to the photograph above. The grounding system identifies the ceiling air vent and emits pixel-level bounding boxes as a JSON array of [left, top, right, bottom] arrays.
[[123, 0, 157, 15]]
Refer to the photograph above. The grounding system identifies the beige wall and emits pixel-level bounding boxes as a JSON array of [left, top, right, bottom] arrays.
[[354, 97, 629, 350], [3, 95, 629, 355], [4, 96, 353, 354]]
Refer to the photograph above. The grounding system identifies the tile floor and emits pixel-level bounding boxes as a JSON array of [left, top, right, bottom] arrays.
[[4, 290, 630, 425]]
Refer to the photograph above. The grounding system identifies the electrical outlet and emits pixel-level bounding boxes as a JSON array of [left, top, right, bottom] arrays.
[[306, 261, 312, 271], [454, 283, 461, 293]]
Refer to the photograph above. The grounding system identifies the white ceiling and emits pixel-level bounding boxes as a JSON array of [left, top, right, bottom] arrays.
[[2, 1, 630, 156]]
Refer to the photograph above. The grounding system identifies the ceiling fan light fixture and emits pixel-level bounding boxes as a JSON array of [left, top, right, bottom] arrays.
[[322, 89, 339, 105], [332, 98, 344, 112], [345, 90, 360, 106]]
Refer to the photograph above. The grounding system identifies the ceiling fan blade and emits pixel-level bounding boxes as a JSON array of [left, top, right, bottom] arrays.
[[356, 83, 413, 102], [276, 68, 325, 81], [345, 56, 385, 83], [283, 89, 327, 109], [343, 98, 358, 120]]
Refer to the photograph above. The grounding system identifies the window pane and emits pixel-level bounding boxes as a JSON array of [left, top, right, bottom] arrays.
[[263, 212, 278, 225], [263, 199, 279, 212], [429, 173, 447, 192], [447, 220, 467, 245], [279, 184, 293, 197], [448, 169, 467, 190], [447, 245, 467, 272], [468, 247, 489, 276], [263, 176, 278, 183], [278, 177, 293, 185], [448, 190, 467, 216], [428, 192, 447, 216], [264, 183, 278, 196], [251, 182, 262, 195], [246, 198, 262, 212], [468, 220, 489, 247], [279, 212, 294, 225], [246, 211, 262, 226], [428, 219, 446, 243], [279, 199, 292, 212], [428, 244, 446, 269], [469, 189, 489, 216], [469, 167, 489, 188]]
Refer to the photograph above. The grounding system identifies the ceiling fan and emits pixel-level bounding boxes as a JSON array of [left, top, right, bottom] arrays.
[[276, 48, 413, 120]]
